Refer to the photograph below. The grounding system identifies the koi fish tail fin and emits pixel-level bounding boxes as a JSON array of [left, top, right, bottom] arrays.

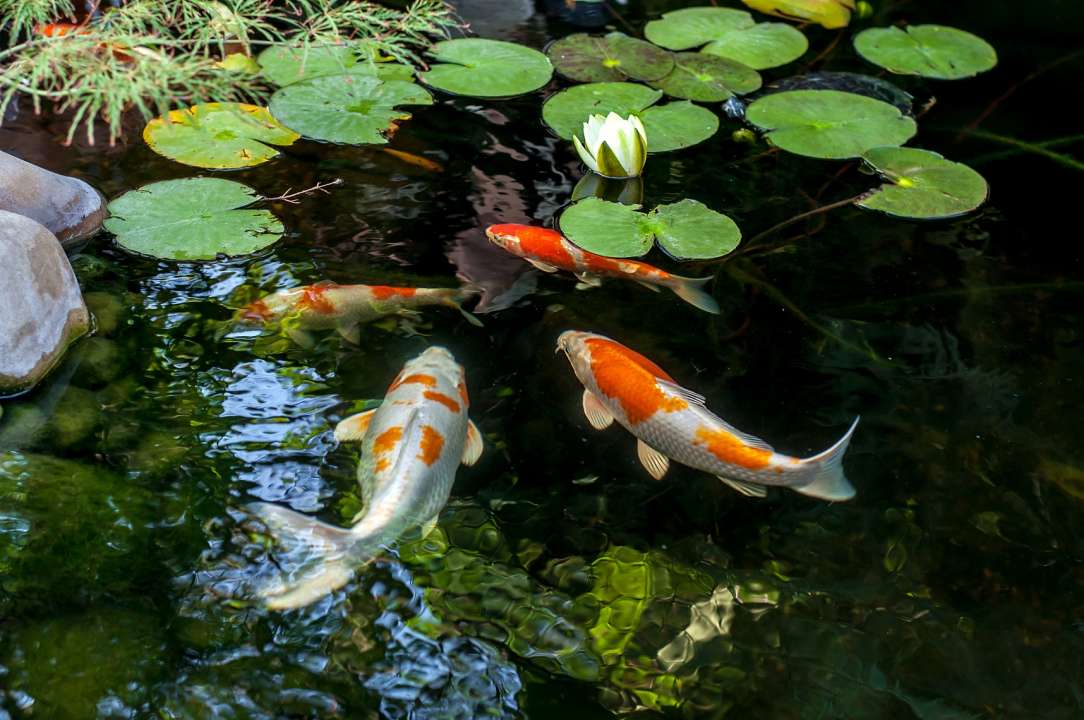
[[795, 417, 860, 501], [666, 275, 720, 314], [247, 502, 377, 610], [446, 285, 484, 327]]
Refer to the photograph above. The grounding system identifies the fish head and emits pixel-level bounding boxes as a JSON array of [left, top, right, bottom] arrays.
[[235, 290, 294, 324], [484, 224, 525, 254], [404, 346, 465, 387], [556, 330, 597, 378]]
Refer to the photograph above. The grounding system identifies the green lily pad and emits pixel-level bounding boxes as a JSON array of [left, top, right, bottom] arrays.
[[269, 75, 433, 145], [104, 178, 283, 261], [142, 103, 299, 169], [257, 43, 413, 87], [560, 197, 740, 259], [547, 32, 675, 83], [560, 198, 654, 257], [542, 82, 719, 152], [649, 199, 742, 259], [854, 25, 997, 80], [857, 147, 989, 219], [420, 38, 553, 98], [745, 90, 917, 159], [644, 7, 808, 70], [650, 52, 762, 102]]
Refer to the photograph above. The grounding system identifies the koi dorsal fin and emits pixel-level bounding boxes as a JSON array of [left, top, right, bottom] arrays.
[[702, 411, 775, 452], [657, 380, 706, 407]]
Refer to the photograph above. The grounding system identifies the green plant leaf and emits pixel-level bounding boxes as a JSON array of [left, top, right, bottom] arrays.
[[420, 38, 553, 97], [542, 83, 718, 152], [745, 90, 917, 159], [649, 53, 762, 102], [269, 75, 433, 145], [639, 101, 720, 152], [257, 44, 413, 87], [547, 32, 675, 83], [644, 7, 807, 70], [854, 25, 997, 80], [104, 178, 283, 260], [650, 199, 742, 259], [142, 103, 299, 170], [857, 147, 989, 219], [559, 197, 740, 259]]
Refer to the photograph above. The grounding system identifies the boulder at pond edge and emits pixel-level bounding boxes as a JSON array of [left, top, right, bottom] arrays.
[[0, 210, 90, 395], [0, 150, 105, 247]]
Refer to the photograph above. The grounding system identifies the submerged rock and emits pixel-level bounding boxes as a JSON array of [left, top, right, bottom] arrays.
[[0, 210, 90, 396], [0, 150, 105, 247]]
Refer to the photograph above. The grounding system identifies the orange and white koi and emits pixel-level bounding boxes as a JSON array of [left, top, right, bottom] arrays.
[[556, 331, 859, 500], [235, 282, 481, 346], [248, 347, 484, 609], [485, 223, 719, 314]]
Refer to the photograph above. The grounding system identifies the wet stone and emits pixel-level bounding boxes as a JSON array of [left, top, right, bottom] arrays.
[[0, 210, 90, 396], [0, 150, 105, 248]]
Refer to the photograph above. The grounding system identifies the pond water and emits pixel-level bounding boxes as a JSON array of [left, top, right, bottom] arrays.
[[2, 1, 1084, 718]]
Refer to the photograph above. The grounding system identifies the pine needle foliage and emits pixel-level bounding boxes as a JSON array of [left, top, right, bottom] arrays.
[[0, 0, 459, 144]]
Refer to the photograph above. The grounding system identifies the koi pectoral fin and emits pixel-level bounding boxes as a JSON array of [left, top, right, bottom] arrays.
[[335, 408, 377, 442], [337, 323, 361, 344], [717, 476, 768, 498], [462, 420, 484, 466], [582, 390, 614, 430], [286, 328, 317, 348], [637, 440, 670, 481], [574, 272, 602, 288], [527, 259, 560, 273]]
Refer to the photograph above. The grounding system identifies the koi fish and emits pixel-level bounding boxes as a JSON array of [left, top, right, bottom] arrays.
[[248, 346, 484, 609], [485, 224, 719, 314], [556, 330, 859, 500], [37, 23, 87, 37], [235, 282, 482, 346]]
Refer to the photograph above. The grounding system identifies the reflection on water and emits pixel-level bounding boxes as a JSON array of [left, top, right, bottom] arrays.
[[3, 0, 1084, 718]]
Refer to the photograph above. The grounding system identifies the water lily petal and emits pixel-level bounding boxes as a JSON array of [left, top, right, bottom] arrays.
[[595, 140, 631, 178], [583, 114, 606, 154], [573, 134, 601, 174], [629, 114, 648, 148]]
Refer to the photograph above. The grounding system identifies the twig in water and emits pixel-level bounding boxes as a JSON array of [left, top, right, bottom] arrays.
[[742, 193, 870, 248], [261, 178, 343, 204]]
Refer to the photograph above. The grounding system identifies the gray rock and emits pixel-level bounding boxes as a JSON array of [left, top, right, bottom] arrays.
[[0, 150, 105, 247], [0, 210, 89, 395]]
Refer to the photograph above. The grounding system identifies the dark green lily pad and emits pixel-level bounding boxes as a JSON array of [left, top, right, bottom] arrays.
[[142, 103, 299, 169], [644, 7, 808, 70], [560, 197, 740, 259], [420, 38, 553, 98], [104, 178, 283, 260], [854, 25, 997, 80], [269, 75, 433, 145], [257, 44, 413, 87], [745, 90, 917, 159], [547, 32, 675, 83], [650, 53, 762, 102], [542, 82, 719, 152], [764, 71, 913, 114], [857, 147, 989, 219]]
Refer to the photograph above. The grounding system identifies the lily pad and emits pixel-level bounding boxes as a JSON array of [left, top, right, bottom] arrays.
[[857, 147, 989, 219], [542, 82, 719, 152], [854, 25, 997, 80], [745, 90, 917, 159], [763, 71, 912, 114], [420, 38, 553, 98], [559, 197, 654, 257], [560, 197, 740, 259], [143, 103, 299, 169], [547, 32, 675, 83], [269, 75, 433, 145], [104, 178, 283, 261], [650, 53, 762, 102], [644, 7, 808, 70], [257, 44, 413, 86], [742, 0, 855, 30]]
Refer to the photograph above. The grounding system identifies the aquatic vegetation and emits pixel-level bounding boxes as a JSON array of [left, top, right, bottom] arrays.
[[560, 197, 741, 260], [419, 38, 554, 98], [644, 6, 809, 70], [143, 102, 299, 169], [257, 43, 415, 87], [854, 24, 999, 80], [104, 178, 283, 260], [742, 0, 858, 29], [648, 51, 762, 102], [857, 147, 991, 219], [547, 32, 675, 84], [573, 113, 649, 179]]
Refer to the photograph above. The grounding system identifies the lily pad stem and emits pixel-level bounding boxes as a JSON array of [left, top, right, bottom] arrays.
[[744, 192, 869, 247]]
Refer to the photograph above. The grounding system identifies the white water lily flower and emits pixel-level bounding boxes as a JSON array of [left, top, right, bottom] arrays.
[[573, 112, 648, 179]]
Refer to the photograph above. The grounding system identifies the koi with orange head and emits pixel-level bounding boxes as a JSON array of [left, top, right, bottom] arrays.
[[556, 330, 859, 501], [234, 282, 481, 347], [484, 223, 720, 314], [247, 347, 484, 610]]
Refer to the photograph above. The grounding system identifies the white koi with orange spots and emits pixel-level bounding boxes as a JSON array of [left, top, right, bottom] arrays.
[[485, 224, 720, 314], [248, 347, 484, 609], [557, 331, 859, 501], [235, 282, 481, 346]]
